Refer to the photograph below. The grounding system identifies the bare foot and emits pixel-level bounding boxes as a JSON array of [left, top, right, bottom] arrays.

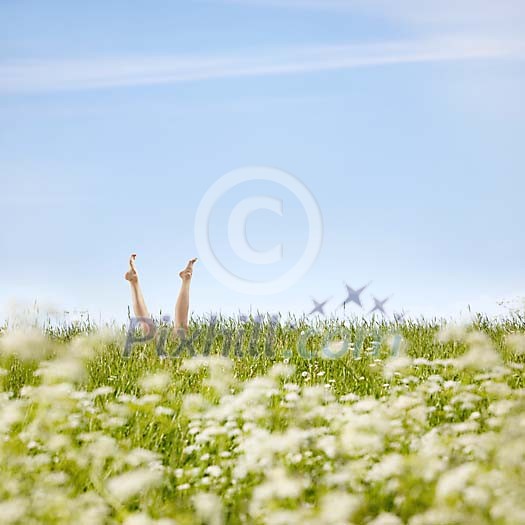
[[125, 253, 139, 283], [179, 258, 197, 282]]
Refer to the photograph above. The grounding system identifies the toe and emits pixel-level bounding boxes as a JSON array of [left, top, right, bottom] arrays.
[[183, 258, 197, 272]]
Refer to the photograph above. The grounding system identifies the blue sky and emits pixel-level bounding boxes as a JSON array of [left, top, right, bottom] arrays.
[[1, 0, 525, 323]]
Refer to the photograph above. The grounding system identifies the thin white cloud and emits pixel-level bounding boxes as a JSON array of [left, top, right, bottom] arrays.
[[220, 0, 525, 39], [220, 0, 525, 24], [1, 36, 523, 93]]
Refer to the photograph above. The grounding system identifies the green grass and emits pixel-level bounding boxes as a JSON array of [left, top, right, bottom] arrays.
[[0, 313, 524, 524]]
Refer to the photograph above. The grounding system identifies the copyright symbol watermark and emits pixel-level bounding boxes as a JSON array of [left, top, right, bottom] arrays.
[[194, 166, 323, 295]]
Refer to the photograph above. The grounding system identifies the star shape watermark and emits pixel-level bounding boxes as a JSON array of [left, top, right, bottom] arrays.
[[340, 282, 371, 309], [369, 295, 391, 315], [308, 297, 331, 316]]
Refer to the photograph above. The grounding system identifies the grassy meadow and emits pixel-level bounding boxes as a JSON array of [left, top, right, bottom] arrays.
[[0, 313, 524, 524]]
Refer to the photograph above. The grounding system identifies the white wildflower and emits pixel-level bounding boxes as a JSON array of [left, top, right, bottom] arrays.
[[68, 336, 97, 361], [506, 333, 525, 355], [192, 492, 224, 525], [136, 394, 161, 405], [0, 328, 51, 361], [106, 468, 163, 501], [450, 392, 482, 410], [435, 463, 477, 501], [284, 392, 299, 403], [181, 355, 232, 373], [182, 393, 209, 415], [368, 454, 404, 482], [36, 357, 85, 383], [125, 448, 160, 467], [205, 465, 222, 478], [317, 435, 337, 459], [74, 491, 110, 525], [436, 323, 468, 342], [0, 399, 25, 429], [122, 514, 153, 525], [251, 467, 306, 514], [319, 491, 361, 524], [139, 372, 171, 392], [155, 406, 174, 416], [482, 380, 512, 397], [340, 393, 360, 402], [92, 386, 114, 397], [369, 513, 403, 525], [123, 513, 177, 525], [44, 471, 69, 485], [340, 428, 383, 456], [455, 332, 501, 370], [321, 339, 350, 359], [353, 398, 380, 412], [488, 399, 516, 417], [383, 355, 413, 379], [86, 435, 120, 462], [269, 363, 295, 378], [0, 498, 28, 524], [464, 485, 490, 507], [408, 508, 465, 525]]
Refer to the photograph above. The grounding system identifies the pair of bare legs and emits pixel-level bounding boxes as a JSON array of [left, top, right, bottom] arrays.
[[125, 254, 197, 334]]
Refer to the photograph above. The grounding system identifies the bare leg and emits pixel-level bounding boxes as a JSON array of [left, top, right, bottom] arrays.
[[125, 254, 150, 318], [174, 258, 197, 335]]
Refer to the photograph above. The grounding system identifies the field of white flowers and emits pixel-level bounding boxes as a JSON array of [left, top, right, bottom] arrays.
[[1, 315, 524, 525]]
